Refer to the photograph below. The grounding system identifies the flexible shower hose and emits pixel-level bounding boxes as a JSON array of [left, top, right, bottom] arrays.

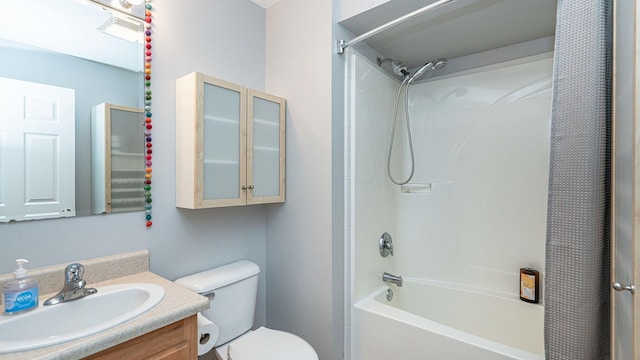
[[387, 76, 415, 185]]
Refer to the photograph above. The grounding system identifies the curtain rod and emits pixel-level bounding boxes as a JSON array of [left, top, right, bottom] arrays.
[[337, 0, 455, 54]]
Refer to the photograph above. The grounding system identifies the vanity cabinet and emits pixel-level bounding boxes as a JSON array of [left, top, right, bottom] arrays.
[[91, 103, 145, 214], [84, 315, 197, 360], [176, 72, 285, 208]]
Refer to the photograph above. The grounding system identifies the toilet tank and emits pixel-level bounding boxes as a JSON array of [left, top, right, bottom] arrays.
[[175, 260, 260, 346]]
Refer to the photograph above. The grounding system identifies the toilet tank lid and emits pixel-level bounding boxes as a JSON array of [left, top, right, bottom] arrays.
[[174, 260, 260, 293]]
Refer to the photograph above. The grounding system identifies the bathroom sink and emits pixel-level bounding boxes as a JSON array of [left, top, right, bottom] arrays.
[[0, 282, 165, 354]]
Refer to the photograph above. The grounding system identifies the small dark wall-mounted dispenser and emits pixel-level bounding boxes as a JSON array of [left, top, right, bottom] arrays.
[[520, 267, 540, 304]]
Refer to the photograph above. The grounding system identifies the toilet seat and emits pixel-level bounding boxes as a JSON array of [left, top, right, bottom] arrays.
[[215, 327, 318, 360]]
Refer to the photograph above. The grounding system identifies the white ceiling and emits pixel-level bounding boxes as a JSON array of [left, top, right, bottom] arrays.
[[251, 0, 282, 9], [339, 0, 558, 70], [2, 0, 556, 74], [0, 0, 144, 71]]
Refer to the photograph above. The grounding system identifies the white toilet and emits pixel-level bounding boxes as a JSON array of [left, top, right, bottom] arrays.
[[175, 260, 318, 360]]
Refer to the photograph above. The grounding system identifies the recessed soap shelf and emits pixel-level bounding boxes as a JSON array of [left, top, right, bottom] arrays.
[[400, 183, 432, 194]]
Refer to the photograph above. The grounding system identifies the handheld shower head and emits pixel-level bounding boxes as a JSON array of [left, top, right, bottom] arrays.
[[432, 58, 448, 69], [408, 63, 432, 83], [408, 57, 448, 83]]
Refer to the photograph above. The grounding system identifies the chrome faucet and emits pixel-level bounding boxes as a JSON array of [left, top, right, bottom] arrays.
[[382, 272, 403, 287], [44, 263, 97, 306]]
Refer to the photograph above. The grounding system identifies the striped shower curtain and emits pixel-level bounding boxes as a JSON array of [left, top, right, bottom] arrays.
[[544, 1, 612, 359]]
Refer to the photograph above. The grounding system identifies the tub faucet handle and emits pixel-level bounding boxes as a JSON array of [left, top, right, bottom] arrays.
[[379, 232, 394, 257]]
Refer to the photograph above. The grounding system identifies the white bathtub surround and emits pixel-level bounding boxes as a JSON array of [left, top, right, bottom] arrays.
[[347, 51, 401, 303], [394, 53, 552, 294], [346, 50, 553, 358]]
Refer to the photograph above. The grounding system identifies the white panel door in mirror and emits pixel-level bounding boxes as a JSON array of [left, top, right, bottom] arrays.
[[0, 77, 75, 222]]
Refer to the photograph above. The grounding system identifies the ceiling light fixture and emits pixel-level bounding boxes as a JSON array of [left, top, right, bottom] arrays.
[[97, 11, 143, 43], [117, 0, 143, 10]]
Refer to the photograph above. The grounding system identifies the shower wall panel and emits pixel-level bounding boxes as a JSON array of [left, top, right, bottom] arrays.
[[349, 52, 401, 302], [396, 54, 553, 296]]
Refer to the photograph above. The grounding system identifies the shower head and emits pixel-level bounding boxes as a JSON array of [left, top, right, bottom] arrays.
[[432, 58, 448, 69], [407, 57, 448, 84], [377, 57, 410, 77]]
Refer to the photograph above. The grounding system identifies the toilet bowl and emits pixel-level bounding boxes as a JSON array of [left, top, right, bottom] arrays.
[[174, 260, 318, 359], [215, 326, 317, 360]]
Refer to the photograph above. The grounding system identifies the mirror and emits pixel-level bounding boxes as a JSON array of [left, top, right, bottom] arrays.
[[0, 0, 149, 221]]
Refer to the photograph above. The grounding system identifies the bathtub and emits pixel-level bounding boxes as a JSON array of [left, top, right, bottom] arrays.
[[351, 279, 544, 360]]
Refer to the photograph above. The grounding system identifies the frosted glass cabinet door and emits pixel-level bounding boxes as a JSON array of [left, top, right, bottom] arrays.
[[177, 73, 247, 208], [186, 73, 246, 208], [202, 81, 244, 204], [247, 89, 285, 204], [109, 107, 145, 213], [91, 103, 144, 214]]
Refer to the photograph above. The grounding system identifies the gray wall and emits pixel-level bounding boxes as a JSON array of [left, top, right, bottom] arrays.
[[264, 0, 343, 359], [0, 0, 268, 328]]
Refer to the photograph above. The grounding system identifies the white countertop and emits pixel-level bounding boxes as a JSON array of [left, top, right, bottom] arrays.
[[0, 271, 209, 360]]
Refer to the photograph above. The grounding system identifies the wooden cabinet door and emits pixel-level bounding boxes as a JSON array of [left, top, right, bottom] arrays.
[[84, 316, 197, 360]]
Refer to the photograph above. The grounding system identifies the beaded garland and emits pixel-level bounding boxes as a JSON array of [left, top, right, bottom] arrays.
[[144, 0, 153, 227]]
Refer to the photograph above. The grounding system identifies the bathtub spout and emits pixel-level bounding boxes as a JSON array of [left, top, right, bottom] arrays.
[[382, 272, 403, 287]]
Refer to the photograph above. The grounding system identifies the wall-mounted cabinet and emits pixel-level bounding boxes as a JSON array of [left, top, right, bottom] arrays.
[[91, 103, 145, 214], [176, 72, 285, 209]]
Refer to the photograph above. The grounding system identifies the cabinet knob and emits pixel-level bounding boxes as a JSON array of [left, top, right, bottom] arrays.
[[241, 185, 255, 190]]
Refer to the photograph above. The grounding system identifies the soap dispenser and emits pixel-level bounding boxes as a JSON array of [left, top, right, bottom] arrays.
[[519, 267, 539, 304], [3, 259, 39, 314]]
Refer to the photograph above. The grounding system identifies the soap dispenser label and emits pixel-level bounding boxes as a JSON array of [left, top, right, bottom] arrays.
[[4, 288, 38, 313], [521, 274, 535, 299]]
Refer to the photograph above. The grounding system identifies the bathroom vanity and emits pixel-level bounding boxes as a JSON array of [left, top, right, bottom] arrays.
[[0, 251, 208, 360]]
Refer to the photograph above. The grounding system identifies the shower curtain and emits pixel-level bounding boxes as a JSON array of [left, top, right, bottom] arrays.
[[544, 1, 612, 359]]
